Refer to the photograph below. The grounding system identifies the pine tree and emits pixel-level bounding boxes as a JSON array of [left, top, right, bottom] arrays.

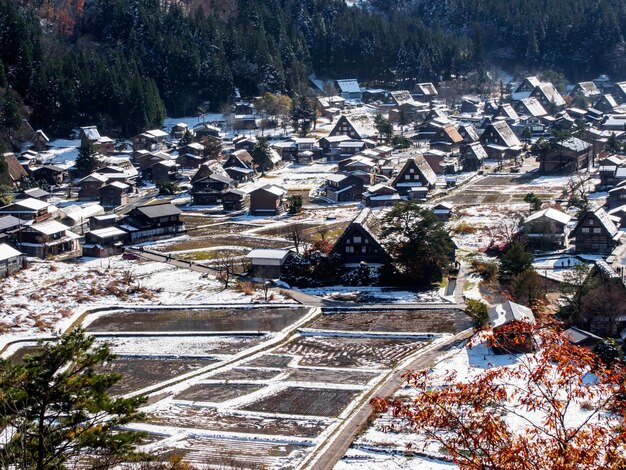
[[1, 90, 21, 140], [0, 329, 146, 469], [251, 137, 273, 175], [75, 140, 100, 177]]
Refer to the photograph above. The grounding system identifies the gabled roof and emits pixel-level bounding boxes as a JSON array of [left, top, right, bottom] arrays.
[[571, 81, 601, 97], [413, 82, 438, 96], [594, 94, 618, 109], [33, 129, 49, 142], [573, 207, 619, 238], [136, 203, 182, 219], [488, 301, 535, 328], [486, 121, 522, 148], [1, 153, 28, 182], [388, 90, 414, 105], [246, 248, 291, 261], [495, 104, 519, 120], [435, 125, 463, 144], [80, 126, 101, 141], [336, 79, 361, 94], [28, 220, 69, 235], [0, 243, 22, 261], [251, 184, 286, 198], [0, 215, 22, 231], [22, 188, 50, 199], [393, 155, 437, 187], [516, 98, 547, 117], [459, 124, 479, 142], [524, 207, 571, 225], [558, 137, 592, 153], [5, 198, 50, 212], [531, 83, 566, 107]]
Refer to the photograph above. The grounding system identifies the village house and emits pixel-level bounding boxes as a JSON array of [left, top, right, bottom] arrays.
[[100, 182, 130, 208], [78, 173, 108, 201], [222, 189, 248, 212], [31, 164, 67, 186], [572, 207, 621, 254], [328, 115, 376, 140], [233, 115, 257, 131], [593, 94, 619, 114], [412, 82, 438, 101], [318, 135, 353, 154], [460, 142, 488, 172], [388, 101, 430, 123], [170, 122, 189, 140], [513, 97, 547, 118], [151, 160, 180, 183], [132, 129, 170, 151], [529, 83, 566, 111], [193, 123, 221, 139], [570, 81, 602, 100], [17, 220, 81, 259], [90, 214, 118, 230], [60, 204, 105, 234], [432, 202, 454, 222], [0, 243, 24, 276], [0, 198, 54, 222], [479, 121, 523, 160], [323, 174, 365, 203], [31, 129, 49, 151], [335, 79, 362, 100], [457, 124, 479, 143], [488, 300, 536, 354], [122, 202, 185, 243], [330, 208, 390, 269], [1, 153, 29, 188], [190, 173, 233, 205], [520, 207, 572, 251], [246, 248, 293, 279], [493, 104, 520, 123], [391, 155, 438, 199], [538, 137, 592, 174], [82, 226, 128, 258], [612, 82, 626, 104], [20, 187, 51, 202], [249, 185, 287, 216], [0, 215, 22, 244], [222, 150, 255, 182], [362, 183, 401, 207], [78, 126, 114, 154], [511, 76, 542, 100], [233, 136, 257, 152], [429, 125, 464, 153], [460, 97, 483, 114]]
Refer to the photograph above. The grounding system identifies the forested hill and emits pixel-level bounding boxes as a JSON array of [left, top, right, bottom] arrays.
[[370, 0, 626, 79], [1, 0, 626, 141]]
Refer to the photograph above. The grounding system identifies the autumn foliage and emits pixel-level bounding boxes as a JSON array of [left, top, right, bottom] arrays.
[[371, 325, 626, 469]]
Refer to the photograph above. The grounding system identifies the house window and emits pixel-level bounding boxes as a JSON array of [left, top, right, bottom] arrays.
[[405, 175, 410, 180], [353, 236, 362, 243], [345, 246, 354, 253], [589, 219, 594, 225], [581, 228, 590, 233], [362, 246, 368, 253], [409, 168, 414, 173], [593, 228, 602, 234]]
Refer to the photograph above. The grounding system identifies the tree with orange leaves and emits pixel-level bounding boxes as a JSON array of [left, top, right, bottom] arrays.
[[371, 325, 626, 469]]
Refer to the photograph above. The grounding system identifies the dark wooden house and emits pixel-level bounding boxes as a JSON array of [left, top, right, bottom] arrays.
[[190, 173, 232, 205], [330, 208, 390, 268], [391, 155, 438, 198], [538, 137, 592, 174], [249, 185, 286, 216], [572, 207, 621, 254], [323, 174, 365, 202], [222, 189, 248, 211], [122, 202, 185, 243]]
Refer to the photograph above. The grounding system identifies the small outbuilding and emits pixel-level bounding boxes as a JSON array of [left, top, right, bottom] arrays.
[[246, 249, 292, 279]]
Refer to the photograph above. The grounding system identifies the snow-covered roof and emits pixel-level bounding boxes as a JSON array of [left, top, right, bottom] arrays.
[[28, 220, 70, 235], [524, 208, 572, 225], [89, 227, 127, 239], [336, 79, 361, 94], [9, 198, 50, 211], [0, 243, 22, 261], [0, 215, 21, 231], [246, 249, 291, 261], [488, 301, 535, 329]]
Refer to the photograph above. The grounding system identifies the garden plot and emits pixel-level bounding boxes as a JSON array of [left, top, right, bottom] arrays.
[[276, 336, 428, 369], [98, 335, 269, 356], [148, 405, 330, 438], [243, 354, 295, 368], [85, 307, 308, 333], [101, 357, 218, 395], [241, 387, 360, 417], [174, 383, 265, 402], [208, 367, 284, 381], [153, 436, 310, 469], [309, 309, 471, 334], [285, 368, 380, 386]]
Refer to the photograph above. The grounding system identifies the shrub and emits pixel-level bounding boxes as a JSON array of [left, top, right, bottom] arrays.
[[465, 299, 489, 328], [453, 222, 477, 234]]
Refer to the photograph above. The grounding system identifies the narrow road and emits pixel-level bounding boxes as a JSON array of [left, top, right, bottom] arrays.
[[300, 328, 473, 470]]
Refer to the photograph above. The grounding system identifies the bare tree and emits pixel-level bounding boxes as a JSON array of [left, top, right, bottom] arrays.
[[215, 255, 236, 289], [288, 223, 309, 254]]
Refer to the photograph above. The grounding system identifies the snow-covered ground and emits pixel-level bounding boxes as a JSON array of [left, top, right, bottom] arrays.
[[0, 256, 292, 345], [301, 286, 445, 303]]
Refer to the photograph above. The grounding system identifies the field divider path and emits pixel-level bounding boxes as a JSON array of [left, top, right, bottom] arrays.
[[122, 306, 323, 400], [298, 327, 474, 470]]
